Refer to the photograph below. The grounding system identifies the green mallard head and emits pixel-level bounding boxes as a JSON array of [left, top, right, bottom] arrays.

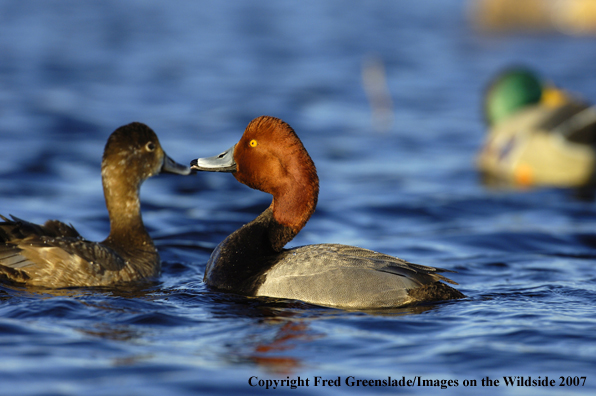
[[484, 67, 544, 126]]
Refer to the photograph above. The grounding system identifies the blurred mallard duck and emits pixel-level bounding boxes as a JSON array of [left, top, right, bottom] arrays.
[[477, 67, 596, 188]]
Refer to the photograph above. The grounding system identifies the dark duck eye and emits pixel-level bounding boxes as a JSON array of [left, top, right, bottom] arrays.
[[145, 142, 156, 152]]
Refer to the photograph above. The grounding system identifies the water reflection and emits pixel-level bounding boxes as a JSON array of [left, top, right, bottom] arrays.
[[223, 298, 443, 374], [0, 281, 161, 300], [80, 322, 144, 343], [249, 321, 313, 374], [362, 54, 394, 133]]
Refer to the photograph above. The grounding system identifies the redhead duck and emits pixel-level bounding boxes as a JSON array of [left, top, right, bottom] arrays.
[[191, 116, 464, 309], [0, 122, 190, 287]]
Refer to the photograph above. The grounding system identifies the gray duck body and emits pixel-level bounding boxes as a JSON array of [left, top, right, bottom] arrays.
[[204, 208, 464, 309]]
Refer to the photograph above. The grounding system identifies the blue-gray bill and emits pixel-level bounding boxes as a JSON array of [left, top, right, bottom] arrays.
[[190, 145, 237, 172]]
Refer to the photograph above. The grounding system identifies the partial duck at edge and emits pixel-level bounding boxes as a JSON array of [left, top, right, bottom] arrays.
[[478, 67, 596, 189]]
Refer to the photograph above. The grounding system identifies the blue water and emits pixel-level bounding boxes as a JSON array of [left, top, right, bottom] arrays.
[[1, 1, 596, 395]]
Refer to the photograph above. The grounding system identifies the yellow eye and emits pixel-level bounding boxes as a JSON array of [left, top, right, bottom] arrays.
[[249, 139, 258, 147]]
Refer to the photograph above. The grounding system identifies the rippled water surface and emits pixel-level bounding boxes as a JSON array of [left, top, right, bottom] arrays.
[[2, 1, 596, 395]]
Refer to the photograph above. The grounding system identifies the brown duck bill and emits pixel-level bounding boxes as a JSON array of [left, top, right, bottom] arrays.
[[163, 154, 192, 175], [190, 144, 237, 173]]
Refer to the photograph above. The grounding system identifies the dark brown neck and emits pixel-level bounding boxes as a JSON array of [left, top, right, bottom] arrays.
[[227, 163, 318, 253], [101, 170, 155, 256], [203, 207, 295, 294]]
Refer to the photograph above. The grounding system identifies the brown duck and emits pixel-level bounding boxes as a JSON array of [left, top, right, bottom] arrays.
[[0, 122, 190, 287]]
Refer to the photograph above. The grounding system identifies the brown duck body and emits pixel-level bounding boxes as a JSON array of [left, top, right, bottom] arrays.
[[192, 116, 464, 309], [0, 122, 190, 288]]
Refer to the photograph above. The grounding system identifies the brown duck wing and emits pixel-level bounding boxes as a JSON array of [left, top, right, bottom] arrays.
[[41, 220, 82, 238], [0, 215, 82, 240], [0, 216, 126, 287]]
